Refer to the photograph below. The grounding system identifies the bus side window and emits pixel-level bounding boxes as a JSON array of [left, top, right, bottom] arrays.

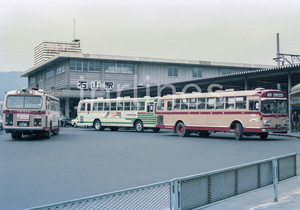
[[167, 101, 172, 111], [87, 103, 91, 112], [138, 102, 145, 111], [98, 103, 103, 111], [104, 102, 110, 111], [236, 96, 246, 109], [131, 102, 137, 111], [189, 98, 196, 110], [111, 102, 116, 111], [117, 102, 123, 111], [207, 98, 215, 110], [216, 97, 224, 109], [92, 103, 97, 111], [181, 99, 188, 110], [157, 100, 164, 111], [174, 99, 180, 110], [124, 102, 130, 111], [80, 103, 86, 111], [225, 97, 234, 109], [197, 98, 205, 110]]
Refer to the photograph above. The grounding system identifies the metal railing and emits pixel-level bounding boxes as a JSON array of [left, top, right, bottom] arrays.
[[28, 152, 300, 210]]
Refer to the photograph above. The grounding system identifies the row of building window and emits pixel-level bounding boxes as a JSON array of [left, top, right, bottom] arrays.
[[69, 60, 134, 74], [41, 59, 233, 79], [70, 60, 101, 72]]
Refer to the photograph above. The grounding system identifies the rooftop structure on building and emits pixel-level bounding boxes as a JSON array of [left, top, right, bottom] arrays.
[[34, 40, 82, 66]]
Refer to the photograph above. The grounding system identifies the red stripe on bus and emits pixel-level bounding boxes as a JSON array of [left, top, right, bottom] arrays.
[[156, 111, 261, 115]]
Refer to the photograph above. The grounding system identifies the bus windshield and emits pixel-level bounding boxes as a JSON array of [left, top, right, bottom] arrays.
[[261, 100, 287, 114], [6, 96, 42, 109]]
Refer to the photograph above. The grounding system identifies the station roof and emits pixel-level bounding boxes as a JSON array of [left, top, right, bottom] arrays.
[[110, 64, 300, 98], [20, 52, 274, 77]]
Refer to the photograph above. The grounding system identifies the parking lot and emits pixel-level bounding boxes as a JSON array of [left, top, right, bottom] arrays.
[[1, 127, 300, 209]]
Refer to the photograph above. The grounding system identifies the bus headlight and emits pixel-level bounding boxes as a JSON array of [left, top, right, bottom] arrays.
[[283, 119, 289, 126], [264, 120, 271, 126]]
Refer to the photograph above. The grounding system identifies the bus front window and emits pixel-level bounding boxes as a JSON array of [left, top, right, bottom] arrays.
[[261, 100, 287, 114], [6, 96, 42, 109]]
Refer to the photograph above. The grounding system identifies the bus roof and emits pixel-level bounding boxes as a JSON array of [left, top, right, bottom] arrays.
[[158, 88, 287, 100], [5, 88, 59, 100], [79, 96, 159, 103]]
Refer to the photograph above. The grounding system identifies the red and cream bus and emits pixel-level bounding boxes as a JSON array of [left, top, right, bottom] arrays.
[[156, 88, 289, 140], [3, 88, 60, 139]]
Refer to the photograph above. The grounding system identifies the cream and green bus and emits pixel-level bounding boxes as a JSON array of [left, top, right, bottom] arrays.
[[77, 96, 160, 132]]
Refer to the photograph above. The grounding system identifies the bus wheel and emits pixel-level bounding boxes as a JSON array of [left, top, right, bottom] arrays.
[[153, 128, 160, 133], [53, 128, 59, 135], [176, 122, 189, 137], [44, 129, 51, 139], [135, 120, 144, 132], [260, 133, 268, 140], [11, 132, 17, 139], [94, 120, 104, 131], [235, 123, 243, 140], [16, 132, 22, 139], [199, 131, 210, 137], [110, 127, 119, 131]]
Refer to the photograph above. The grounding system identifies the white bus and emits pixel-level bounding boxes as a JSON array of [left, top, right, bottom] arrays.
[[3, 88, 60, 139], [156, 88, 289, 140], [77, 96, 160, 132]]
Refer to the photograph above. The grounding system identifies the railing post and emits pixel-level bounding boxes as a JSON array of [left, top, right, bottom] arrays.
[[272, 158, 278, 202], [171, 180, 181, 210]]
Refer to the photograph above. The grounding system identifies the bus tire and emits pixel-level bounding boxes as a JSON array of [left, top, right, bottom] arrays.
[[16, 132, 22, 139], [153, 128, 160, 133], [260, 133, 268, 140], [235, 123, 243, 140], [176, 122, 189, 137], [94, 120, 104, 131], [45, 129, 51, 139], [53, 121, 60, 135], [135, 120, 144, 132], [11, 133, 17, 139]]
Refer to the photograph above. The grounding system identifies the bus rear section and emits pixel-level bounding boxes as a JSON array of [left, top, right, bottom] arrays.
[[3, 88, 60, 139]]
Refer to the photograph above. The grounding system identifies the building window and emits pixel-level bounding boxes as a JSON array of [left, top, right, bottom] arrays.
[[222, 69, 231, 75], [192, 67, 202, 78], [104, 62, 133, 74], [46, 69, 54, 78], [29, 76, 35, 84], [56, 62, 66, 74], [168, 66, 178, 77], [70, 60, 76, 70], [70, 59, 101, 72], [88, 61, 101, 72]]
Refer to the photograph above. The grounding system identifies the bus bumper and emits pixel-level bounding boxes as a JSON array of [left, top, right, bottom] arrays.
[[4, 127, 45, 133], [261, 128, 288, 133]]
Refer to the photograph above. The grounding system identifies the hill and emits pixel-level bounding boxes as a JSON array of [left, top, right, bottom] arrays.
[[0, 72, 28, 101]]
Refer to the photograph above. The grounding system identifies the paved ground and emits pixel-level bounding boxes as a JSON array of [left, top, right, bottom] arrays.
[[0, 128, 299, 210]]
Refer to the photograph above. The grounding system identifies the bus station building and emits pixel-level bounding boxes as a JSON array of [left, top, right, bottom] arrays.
[[21, 50, 270, 118]]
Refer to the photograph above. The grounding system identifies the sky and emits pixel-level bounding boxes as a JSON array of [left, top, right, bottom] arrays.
[[0, 0, 300, 72]]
